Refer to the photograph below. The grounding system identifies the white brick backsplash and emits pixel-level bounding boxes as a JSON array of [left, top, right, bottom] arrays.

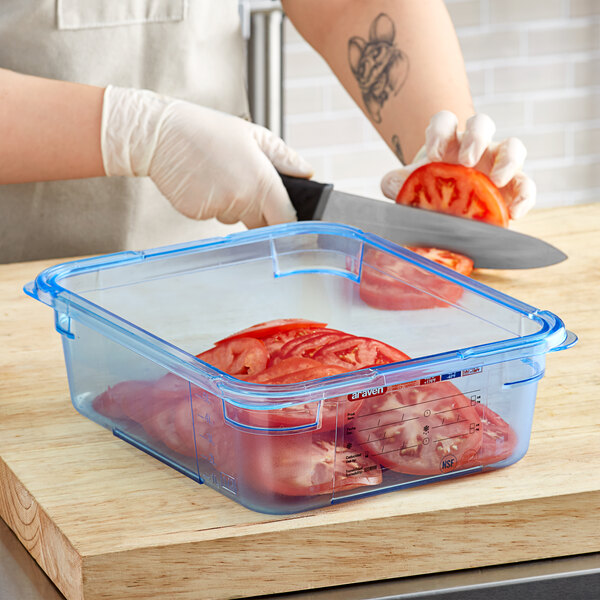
[[518, 131, 567, 161], [532, 92, 600, 125], [445, 0, 482, 28], [569, 0, 600, 18], [574, 57, 600, 87], [458, 30, 522, 62], [334, 179, 390, 201], [472, 99, 527, 129], [536, 188, 600, 208], [285, 47, 333, 79], [330, 83, 360, 112], [493, 62, 569, 93], [530, 160, 600, 194], [330, 147, 400, 181], [528, 22, 600, 55], [283, 17, 303, 44], [285, 114, 367, 150], [466, 67, 487, 96], [489, 0, 563, 23], [283, 84, 324, 115], [573, 127, 600, 155]]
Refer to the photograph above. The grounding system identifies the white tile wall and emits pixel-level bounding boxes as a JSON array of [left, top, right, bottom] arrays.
[[282, 0, 600, 208]]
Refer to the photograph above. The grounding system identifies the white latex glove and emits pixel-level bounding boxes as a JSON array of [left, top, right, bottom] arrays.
[[381, 111, 536, 220], [101, 86, 313, 229]]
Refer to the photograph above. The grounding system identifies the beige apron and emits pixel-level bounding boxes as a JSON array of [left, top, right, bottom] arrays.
[[0, 0, 249, 263]]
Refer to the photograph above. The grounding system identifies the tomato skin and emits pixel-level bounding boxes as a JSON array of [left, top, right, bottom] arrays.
[[276, 330, 348, 362], [313, 336, 410, 370], [196, 337, 268, 376], [262, 327, 330, 362], [232, 360, 351, 431], [405, 247, 474, 277], [459, 404, 518, 468], [92, 380, 152, 421], [241, 430, 382, 496], [359, 247, 466, 310], [243, 357, 329, 383], [396, 162, 509, 227], [352, 381, 482, 475], [216, 319, 327, 344]]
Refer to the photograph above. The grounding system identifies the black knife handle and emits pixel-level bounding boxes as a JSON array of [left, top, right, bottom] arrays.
[[279, 174, 333, 221]]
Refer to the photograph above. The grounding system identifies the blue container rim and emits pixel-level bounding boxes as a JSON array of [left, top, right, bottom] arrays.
[[23, 222, 575, 407]]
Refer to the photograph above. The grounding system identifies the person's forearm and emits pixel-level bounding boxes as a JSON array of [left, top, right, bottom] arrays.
[[283, 0, 474, 163], [0, 68, 105, 183]]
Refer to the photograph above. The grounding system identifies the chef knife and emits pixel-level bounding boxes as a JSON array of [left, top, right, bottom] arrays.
[[280, 174, 567, 269]]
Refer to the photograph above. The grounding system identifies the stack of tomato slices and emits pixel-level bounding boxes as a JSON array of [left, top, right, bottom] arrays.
[[92, 318, 517, 499]]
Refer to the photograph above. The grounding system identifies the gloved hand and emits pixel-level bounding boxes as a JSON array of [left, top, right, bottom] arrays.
[[381, 111, 536, 220], [101, 86, 313, 229]]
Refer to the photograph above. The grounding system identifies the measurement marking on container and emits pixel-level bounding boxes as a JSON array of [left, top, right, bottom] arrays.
[[368, 436, 394, 444], [431, 418, 468, 429], [372, 443, 419, 458], [434, 406, 472, 416], [357, 415, 419, 433], [434, 433, 471, 443]]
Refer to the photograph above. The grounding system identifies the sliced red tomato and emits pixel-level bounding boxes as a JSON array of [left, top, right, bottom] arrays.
[[459, 404, 518, 468], [228, 359, 352, 431], [216, 319, 327, 344], [359, 247, 466, 310], [241, 430, 382, 496], [172, 383, 237, 470], [262, 327, 321, 364], [244, 357, 337, 383], [396, 162, 509, 227], [92, 379, 152, 420], [196, 337, 268, 376], [312, 336, 410, 370], [352, 381, 482, 475], [142, 374, 197, 457], [277, 330, 348, 361], [405, 247, 474, 276], [264, 327, 340, 365]]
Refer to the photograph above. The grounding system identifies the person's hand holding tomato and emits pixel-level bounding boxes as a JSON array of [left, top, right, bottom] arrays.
[[381, 111, 536, 220]]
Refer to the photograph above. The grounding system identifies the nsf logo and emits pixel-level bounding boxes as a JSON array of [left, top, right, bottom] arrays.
[[440, 454, 457, 474]]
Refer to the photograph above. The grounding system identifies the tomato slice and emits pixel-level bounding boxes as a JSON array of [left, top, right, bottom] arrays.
[[243, 357, 337, 383], [405, 247, 474, 276], [312, 336, 410, 370], [216, 319, 328, 343], [92, 380, 152, 421], [359, 247, 466, 310], [352, 381, 482, 475], [196, 337, 268, 376], [171, 382, 238, 470], [228, 359, 352, 431], [264, 327, 341, 365], [459, 404, 518, 468], [277, 330, 348, 361], [242, 430, 382, 496], [396, 162, 509, 227], [141, 374, 197, 457]]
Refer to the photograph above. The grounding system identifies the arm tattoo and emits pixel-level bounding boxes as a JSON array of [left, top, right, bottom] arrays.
[[348, 13, 409, 124], [391, 134, 405, 164]]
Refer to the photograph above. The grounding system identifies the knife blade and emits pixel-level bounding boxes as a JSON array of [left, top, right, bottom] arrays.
[[280, 174, 567, 269]]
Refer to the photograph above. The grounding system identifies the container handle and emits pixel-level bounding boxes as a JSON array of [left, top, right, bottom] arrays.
[[550, 330, 578, 353]]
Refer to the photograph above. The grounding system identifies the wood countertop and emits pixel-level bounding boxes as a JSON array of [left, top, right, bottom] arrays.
[[1, 204, 599, 600]]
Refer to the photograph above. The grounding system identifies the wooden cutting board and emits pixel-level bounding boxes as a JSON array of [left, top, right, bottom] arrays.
[[1, 204, 599, 600]]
